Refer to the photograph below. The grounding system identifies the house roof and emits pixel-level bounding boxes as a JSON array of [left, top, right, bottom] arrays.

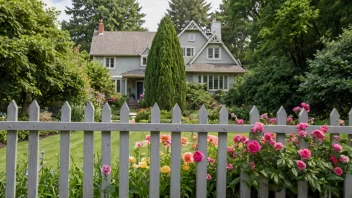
[[122, 69, 145, 77], [90, 31, 156, 56], [186, 64, 246, 73]]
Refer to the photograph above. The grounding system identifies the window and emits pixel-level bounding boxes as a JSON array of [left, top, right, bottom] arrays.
[[141, 56, 147, 66], [207, 47, 221, 60], [112, 80, 121, 93], [189, 33, 195, 42], [182, 47, 194, 57], [197, 75, 229, 91], [105, 57, 115, 69]]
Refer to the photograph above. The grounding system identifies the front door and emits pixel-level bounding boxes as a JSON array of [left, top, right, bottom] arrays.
[[136, 82, 144, 100]]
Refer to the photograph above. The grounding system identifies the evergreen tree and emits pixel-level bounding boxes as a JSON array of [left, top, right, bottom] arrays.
[[62, 0, 146, 52], [144, 16, 186, 111], [167, 0, 212, 32]]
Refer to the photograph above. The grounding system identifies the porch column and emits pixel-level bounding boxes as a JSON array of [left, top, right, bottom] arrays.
[[124, 78, 128, 95]]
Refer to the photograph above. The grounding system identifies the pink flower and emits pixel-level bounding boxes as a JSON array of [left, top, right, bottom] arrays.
[[299, 149, 311, 160], [233, 134, 244, 143], [332, 144, 342, 153], [231, 113, 236, 119], [274, 142, 284, 151], [320, 126, 328, 133], [298, 131, 307, 138], [250, 162, 255, 170], [269, 118, 277, 124], [287, 116, 293, 124], [293, 137, 299, 145], [236, 119, 244, 124], [330, 155, 338, 165], [135, 141, 143, 148], [247, 140, 261, 154], [334, 167, 343, 176], [232, 153, 237, 158], [311, 130, 325, 141], [101, 165, 111, 176], [164, 140, 171, 147], [339, 155, 350, 163], [261, 113, 268, 119], [264, 132, 275, 142], [243, 138, 249, 144], [301, 102, 310, 112], [333, 135, 340, 141], [227, 146, 234, 154], [193, 150, 204, 162], [145, 135, 150, 141], [207, 173, 212, 180], [296, 160, 306, 170], [252, 122, 264, 133], [269, 141, 276, 145], [207, 157, 215, 165], [296, 123, 309, 131], [293, 106, 301, 112], [339, 120, 345, 126], [226, 163, 233, 170]]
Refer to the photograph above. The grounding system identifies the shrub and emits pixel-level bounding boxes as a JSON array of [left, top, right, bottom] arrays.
[[135, 108, 151, 123], [40, 111, 53, 122], [186, 82, 216, 110]]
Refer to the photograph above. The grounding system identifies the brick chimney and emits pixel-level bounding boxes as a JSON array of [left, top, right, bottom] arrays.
[[211, 18, 221, 39], [98, 19, 104, 35]]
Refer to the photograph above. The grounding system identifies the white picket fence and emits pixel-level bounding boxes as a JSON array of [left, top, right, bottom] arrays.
[[1, 100, 352, 198]]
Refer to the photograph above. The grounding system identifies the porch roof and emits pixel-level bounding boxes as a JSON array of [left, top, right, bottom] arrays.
[[185, 64, 246, 73], [122, 69, 145, 78]]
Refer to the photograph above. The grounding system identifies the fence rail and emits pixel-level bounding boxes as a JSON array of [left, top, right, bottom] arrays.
[[1, 100, 352, 198]]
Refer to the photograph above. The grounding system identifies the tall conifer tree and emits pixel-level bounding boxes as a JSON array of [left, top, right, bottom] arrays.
[[144, 16, 186, 111], [167, 0, 212, 32]]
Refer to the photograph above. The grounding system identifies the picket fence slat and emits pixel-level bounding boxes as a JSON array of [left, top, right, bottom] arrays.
[[5, 101, 18, 198], [170, 104, 182, 198], [196, 105, 208, 198], [150, 103, 161, 198], [28, 100, 40, 198], [59, 102, 71, 198], [83, 102, 94, 198], [330, 108, 340, 144], [344, 109, 352, 198], [297, 109, 309, 198], [119, 102, 130, 198], [275, 106, 287, 198], [216, 106, 228, 198], [101, 103, 112, 198]]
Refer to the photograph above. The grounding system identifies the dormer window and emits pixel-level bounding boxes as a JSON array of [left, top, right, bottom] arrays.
[[182, 47, 194, 57], [189, 33, 195, 42], [207, 47, 221, 60], [105, 57, 115, 69], [141, 56, 147, 66]]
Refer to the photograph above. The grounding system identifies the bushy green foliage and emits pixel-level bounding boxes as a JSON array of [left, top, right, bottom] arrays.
[[135, 108, 151, 123], [299, 28, 352, 117], [167, 0, 211, 32], [69, 105, 102, 122], [186, 82, 215, 110], [62, 0, 146, 51], [144, 16, 186, 111]]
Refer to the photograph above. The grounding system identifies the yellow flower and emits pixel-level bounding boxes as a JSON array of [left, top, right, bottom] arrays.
[[139, 161, 148, 169], [141, 157, 150, 163], [133, 164, 139, 169], [129, 156, 136, 163], [160, 165, 171, 174], [182, 163, 190, 171]]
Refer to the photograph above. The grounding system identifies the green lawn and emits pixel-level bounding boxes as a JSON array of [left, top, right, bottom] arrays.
[[0, 131, 244, 173]]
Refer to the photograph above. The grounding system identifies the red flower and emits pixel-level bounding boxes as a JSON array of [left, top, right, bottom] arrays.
[[299, 149, 311, 160], [193, 150, 204, 162], [296, 160, 306, 170], [334, 167, 343, 176], [247, 140, 261, 154]]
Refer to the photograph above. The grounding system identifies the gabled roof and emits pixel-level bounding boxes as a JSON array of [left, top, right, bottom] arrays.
[[90, 31, 156, 56], [189, 33, 241, 65], [139, 46, 150, 56], [177, 20, 209, 39]]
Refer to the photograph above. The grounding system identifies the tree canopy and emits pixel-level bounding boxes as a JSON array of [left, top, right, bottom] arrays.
[[167, 0, 212, 32], [144, 16, 186, 110], [62, 0, 146, 52]]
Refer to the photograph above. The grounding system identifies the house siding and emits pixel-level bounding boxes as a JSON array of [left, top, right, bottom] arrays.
[[179, 30, 208, 64], [93, 56, 145, 76], [193, 44, 235, 64], [141, 48, 149, 56]]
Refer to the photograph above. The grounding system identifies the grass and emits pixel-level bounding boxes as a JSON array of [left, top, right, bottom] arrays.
[[0, 131, 245, 173]]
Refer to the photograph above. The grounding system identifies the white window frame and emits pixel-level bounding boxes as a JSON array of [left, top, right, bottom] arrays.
[[182, 47, 195, 57], [105, 57, 115, 69], [141, 56, 147, 66], [197, 74, 229, 91], [112, 79, 121, 93], [189, 33, 195, 42], [207, 47, 221, 60]]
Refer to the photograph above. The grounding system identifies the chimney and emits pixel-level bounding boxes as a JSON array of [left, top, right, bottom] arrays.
[[211, 18, 221, 39], [98, 19, 104, 35]]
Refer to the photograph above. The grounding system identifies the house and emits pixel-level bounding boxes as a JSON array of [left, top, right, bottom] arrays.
[[90, 19, 245, 103]]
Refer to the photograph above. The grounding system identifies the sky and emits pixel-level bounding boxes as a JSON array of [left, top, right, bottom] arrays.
[[41, 0, 222, 31]]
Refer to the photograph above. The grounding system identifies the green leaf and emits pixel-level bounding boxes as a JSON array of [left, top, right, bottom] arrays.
[[291, 168, 298, 177]]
